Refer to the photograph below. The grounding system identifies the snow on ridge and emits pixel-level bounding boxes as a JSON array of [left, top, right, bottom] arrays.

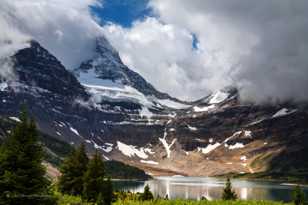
[[198, 142, 221, 154], [193, 104, 215, 112], [9, 116, 21, 122], [117, 141, 148, 159], [272, 108, 297, 118], [140, 160, 159, 165], [208, 91, 229, 104]]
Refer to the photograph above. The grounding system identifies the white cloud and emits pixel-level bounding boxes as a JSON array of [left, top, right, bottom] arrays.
[[0, 0, 103, 70], [102, 18, 233, 100], [1, 0, 308, 102], [104, 0, 308, 102]]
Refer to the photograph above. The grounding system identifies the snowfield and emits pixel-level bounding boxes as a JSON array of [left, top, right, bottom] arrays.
[[208, 91, 229, 104], [117, 141, 148, 159], [193, 104, 215, 112]]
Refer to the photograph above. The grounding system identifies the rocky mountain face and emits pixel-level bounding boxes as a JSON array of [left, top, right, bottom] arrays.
[[0, 38, 307, 178]]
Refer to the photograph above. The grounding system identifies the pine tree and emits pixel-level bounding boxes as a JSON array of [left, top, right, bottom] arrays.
[[102, 177, 113, 205], [0, 110, 49, 199], [292, 185, 305, 205], [222, 178, 237, 200], [140, 184, 154, 201], [58, 143, 89, 195], [82, 151, 106, 202]]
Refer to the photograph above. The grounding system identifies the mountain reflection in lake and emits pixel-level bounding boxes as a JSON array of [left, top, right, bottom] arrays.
[[112, 176, 308, 202]]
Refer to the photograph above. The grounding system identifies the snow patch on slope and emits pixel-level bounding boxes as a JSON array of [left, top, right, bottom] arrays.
[[229, 143, 245, 150], [117, 141, 148, 159], [187, 125, 198, 131], [159, 129, 177, 158], [198, 142, 221, 154], [9, 116, 21, 122], [272, 108, 297, 118], [70, 127, 81, 137], [193, 104, 215, 112], [140, 160, 159, 165]]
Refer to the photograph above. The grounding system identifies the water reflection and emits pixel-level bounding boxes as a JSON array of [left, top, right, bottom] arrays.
[[112, 176, 308, 202]]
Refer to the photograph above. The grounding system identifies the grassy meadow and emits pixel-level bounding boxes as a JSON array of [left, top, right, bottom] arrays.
[[113, 199, 291, 205]]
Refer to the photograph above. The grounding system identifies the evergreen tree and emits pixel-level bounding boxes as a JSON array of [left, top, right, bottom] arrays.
[[102, 177, 113, 205], [82, 151, 106, 202], [292, 185, 305, 205], [58, 143, 89, 195], [222, 178, 237, 200], [140, 184, 154, 201], [0, 110, 49, 200]]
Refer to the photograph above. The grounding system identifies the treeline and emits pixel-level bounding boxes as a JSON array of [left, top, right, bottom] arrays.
[[105, 160, 150, 180]]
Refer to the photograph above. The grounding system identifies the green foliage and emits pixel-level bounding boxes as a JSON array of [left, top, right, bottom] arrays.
[[83, 151, 108, 203], [58, 143, 89, 196], [140, 184, 154, 201], [102, 177, 114, 205], [105, 160, 150, 180], [113, 199, 292, 205], [3, 195, 57, 205], [222, 178, 237, 201], [0, 109, 50, 203], [292, 185, 305, 205], [113, 191, 141, 202]]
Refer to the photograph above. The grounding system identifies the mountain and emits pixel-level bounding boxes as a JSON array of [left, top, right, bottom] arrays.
[[73, 36, 189, 116], [0, 38, 308, 180]]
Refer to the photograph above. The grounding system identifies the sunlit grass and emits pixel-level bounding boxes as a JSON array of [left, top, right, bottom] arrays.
[[113, 199, 291, 205]]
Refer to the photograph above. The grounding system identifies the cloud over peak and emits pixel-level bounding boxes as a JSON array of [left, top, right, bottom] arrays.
[[1, 0, 308, 103]]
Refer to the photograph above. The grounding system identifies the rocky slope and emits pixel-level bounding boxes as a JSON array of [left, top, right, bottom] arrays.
[[0, 38, 307, 178]]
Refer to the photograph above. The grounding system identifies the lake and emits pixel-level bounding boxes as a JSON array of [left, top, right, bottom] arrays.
[[112, 176, 308, 202]]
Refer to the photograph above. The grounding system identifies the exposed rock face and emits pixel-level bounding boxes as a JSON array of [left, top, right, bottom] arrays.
[[0, 39, 308, 177]]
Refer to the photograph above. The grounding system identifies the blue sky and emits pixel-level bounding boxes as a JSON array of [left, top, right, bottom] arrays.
[[91, 0, 152, 27], [92, 0, 199, 49]]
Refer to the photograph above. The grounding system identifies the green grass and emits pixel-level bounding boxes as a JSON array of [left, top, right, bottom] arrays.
[[113, 199, 291, 205]]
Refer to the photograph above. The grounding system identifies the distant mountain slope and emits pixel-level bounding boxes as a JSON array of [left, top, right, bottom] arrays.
[[0, 38, 308, 180]]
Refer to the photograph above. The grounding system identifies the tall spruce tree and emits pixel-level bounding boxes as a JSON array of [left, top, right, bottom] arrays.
[[0, 110, 49, 199], [222, 178, 237, 200], [82, 151, 106, 203], [102, 177, 113, 205], [58, 143, 89, 195]]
